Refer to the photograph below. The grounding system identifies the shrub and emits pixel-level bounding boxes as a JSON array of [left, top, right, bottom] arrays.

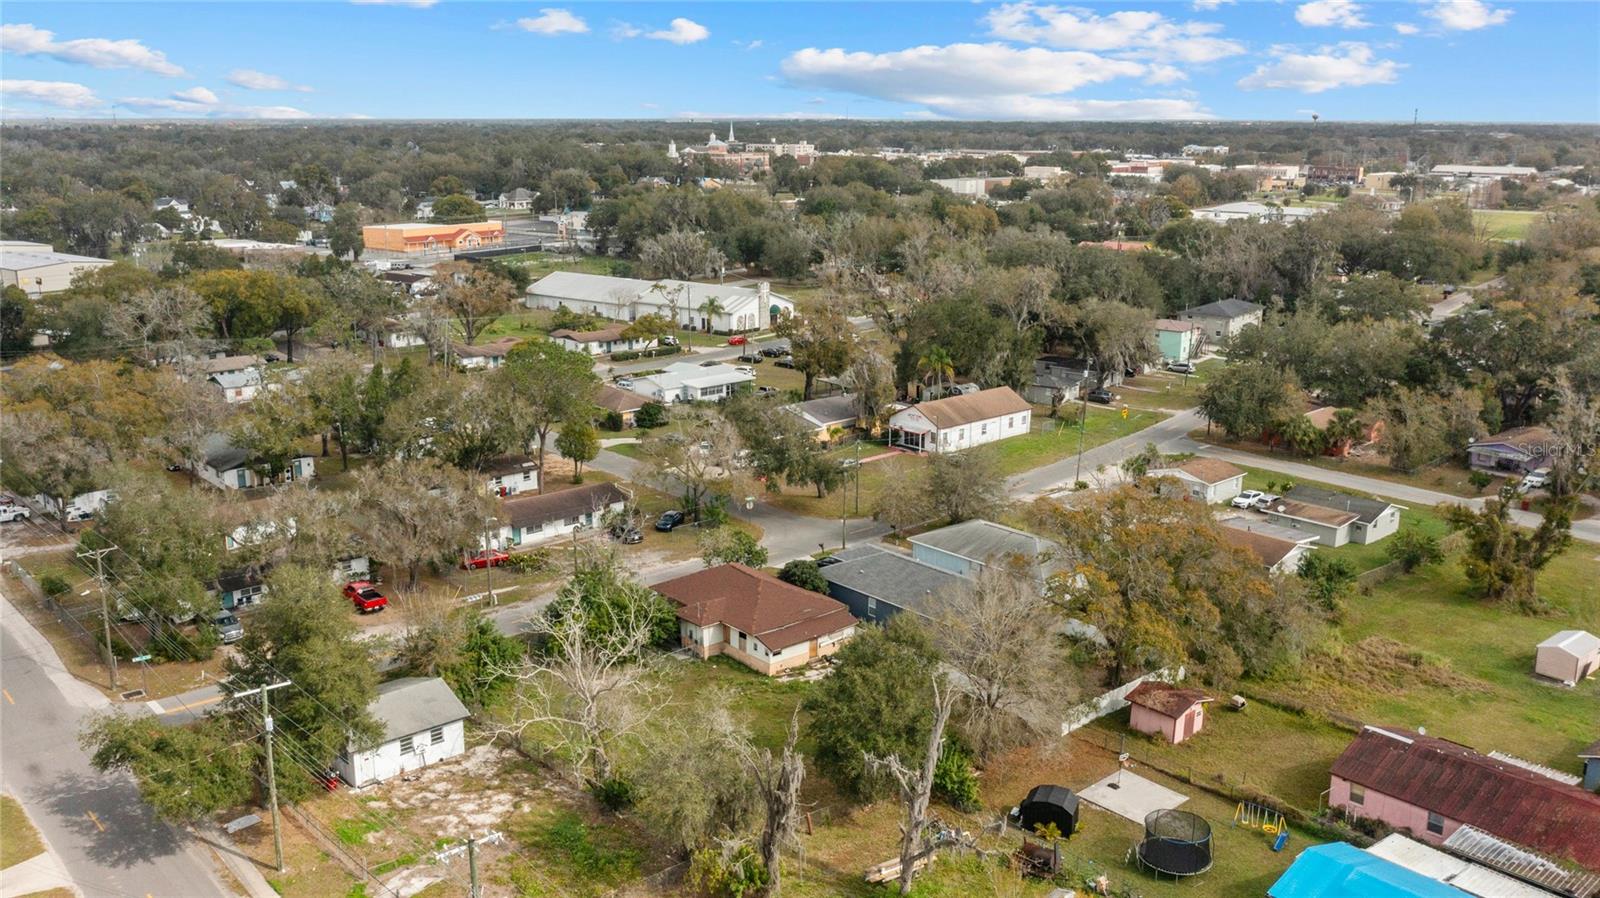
[[1468, 470, 1494, 494], [635, 402, 668, 428], [600, 410, 625, 432], [776, 559, 829, 593], [504, 548, 552, 574], [1299, 553, 1357, 613], [1386, 528, 1444, 573], [611, 350, 640, 361], [686, 842, 769, 898], [933, 739, 981, 811], [39, 574, 70, 597], [590, 777, 636, 813]]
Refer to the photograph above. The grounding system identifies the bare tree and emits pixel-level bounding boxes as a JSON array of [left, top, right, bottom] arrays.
[[396, 589, 470, 677], [353, 458, 496, 588], [497, 582, 668, 784], [105, 285, 212, 368], [432, 260, 516, 346], [931, 565, 1075, 760], [1546, 370, 1600, 498], [865, 677, 957, 896], [739, 711, 806, 896], [643, 409, 749, 519]]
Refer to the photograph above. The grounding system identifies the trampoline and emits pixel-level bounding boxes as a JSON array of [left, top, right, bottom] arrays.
[[1135, 808, 1213, 877], [1016, 784, 1080, 838]]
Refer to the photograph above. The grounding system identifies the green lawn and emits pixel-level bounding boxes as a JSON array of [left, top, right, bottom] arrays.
[[1198, 435, 1494, 500], [994, 407, 1168, 477], [1117, 359, 1224, 412], [1, 795, 44, 869], [1473, 208, 1541, 241]]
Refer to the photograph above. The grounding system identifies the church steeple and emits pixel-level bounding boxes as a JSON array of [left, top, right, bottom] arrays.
[[727, 121, 734, 143]]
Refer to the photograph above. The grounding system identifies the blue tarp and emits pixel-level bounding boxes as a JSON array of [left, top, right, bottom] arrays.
[[1268, 843, 1471, 898]]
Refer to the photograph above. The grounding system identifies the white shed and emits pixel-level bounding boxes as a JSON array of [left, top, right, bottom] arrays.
[[1534, 630, 1600, 685], [335, 677, 470, 788]]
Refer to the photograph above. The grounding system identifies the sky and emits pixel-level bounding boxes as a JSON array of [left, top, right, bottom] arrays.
[[1, 1, 1596, 123]]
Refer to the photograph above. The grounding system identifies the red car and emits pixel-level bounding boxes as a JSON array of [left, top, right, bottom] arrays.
[[342, 581, 388, 613], [727, 335, 748, 346], [461, 549, 509, 570]]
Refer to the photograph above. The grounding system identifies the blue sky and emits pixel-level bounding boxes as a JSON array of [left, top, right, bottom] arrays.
[[1, 1, 1595, 122]]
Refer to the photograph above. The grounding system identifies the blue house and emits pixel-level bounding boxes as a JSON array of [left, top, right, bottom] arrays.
[[1269, 843, 1470, 898], [818, 545, 963, 624]]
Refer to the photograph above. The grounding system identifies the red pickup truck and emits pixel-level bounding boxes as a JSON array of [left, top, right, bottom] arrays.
[[342, 581, 388, 613]]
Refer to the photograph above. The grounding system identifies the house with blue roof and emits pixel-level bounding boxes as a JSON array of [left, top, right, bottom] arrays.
[[1269, 843, 1470, 898]]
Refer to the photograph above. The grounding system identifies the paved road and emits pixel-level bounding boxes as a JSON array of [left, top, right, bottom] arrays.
[[1007, 408, 1206, 498], [0, 589, 235, 897]]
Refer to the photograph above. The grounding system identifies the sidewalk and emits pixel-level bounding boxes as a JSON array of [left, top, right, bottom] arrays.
[[0, 849, 77, 898]]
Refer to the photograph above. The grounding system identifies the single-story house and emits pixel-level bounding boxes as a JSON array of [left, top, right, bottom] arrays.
[[210, 568, 268, 610], [1302, 407, 1384, 458], [368, 316, 428, 349], [1534, 630, 1600, 685], [378, 270, 432, 296], [1365, 833, 1567, 898], [482, 455, 540, 497], [653, 563, 858, 676], [1125, 681, 1212, 745], [1262, 485, 1403, 547], [818, 544, 965, 625], [1147, 458, 1246, 504], [1192, 201, 1327, 224], [887, 386, 1032, 454], [209, 368, 263, 404], [1180, 298, 1265, 342], [1467, 426, 1555, 475], [29, 488, 114, 522], [1151, 319, 1204, 363], [909, 519, 1059, 580], [550, 324, 644, 357], [1022, 355, 1122, 406], [1268, 842, 1470, 898], [334, 677, 470, 788], [491, 482, 628, 548], [633, 362, 752, 405], [192, 354, 262, 378], [452, 338, 520, 370], [1218, 518, 1318, 575], [193, 434, 315, 490], [525, 271, 794, 333], [594, 385, 653, 428], [782, 394, 859, 444], [500, 187, 536, 210], [1328, 725, 1600, 868]]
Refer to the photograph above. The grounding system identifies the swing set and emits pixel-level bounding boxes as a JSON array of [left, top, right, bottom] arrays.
[[1232, 801, 1290, 852]]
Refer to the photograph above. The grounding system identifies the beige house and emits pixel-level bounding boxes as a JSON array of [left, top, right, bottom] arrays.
[[654, 564, 857, 676], [888, 386, 1032, 454], [1148, 458, 1246, 504], [1535, 630, 1600, 685]]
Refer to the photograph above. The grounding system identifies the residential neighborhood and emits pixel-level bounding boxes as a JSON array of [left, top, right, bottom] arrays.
[[1, 9, 1598, 898]]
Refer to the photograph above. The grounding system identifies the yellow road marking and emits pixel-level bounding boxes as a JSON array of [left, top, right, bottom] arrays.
[[2, 689, 13, 705], [159, 693, 224, 715], [86, 810, 105, 832]]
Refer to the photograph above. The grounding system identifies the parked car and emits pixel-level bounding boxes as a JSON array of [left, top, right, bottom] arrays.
[[1231, 490, 1266, 509], [0, 505, 32, 524], [460, 549, 509, 569], [1086, 388, 1115, 404], [736, 366, 755, 376], [659, 335, 679, 346], [1253, 493, 1281, 510], [1166, 360, 1197, 375], [1517, 468, 1551, 493], [655, 510, 686, 532], [816, 555, 844, 567], [759, 343, 790, 358], [616, 527, 643, 544], [774, 355, 798, 369], [737, 353, 764, 364], [212, 611, 244, 644], [342, 581, 388, 613], [754, 386, 779, 398], [614, 377, 635, 389], [727, 335, 748, 346], [699, 360, 721, 367]]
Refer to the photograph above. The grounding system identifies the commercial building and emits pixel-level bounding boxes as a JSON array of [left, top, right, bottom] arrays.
[[0, 243, 113, 297], [362, 221, 505, 255], [525, 271, 793, 333]]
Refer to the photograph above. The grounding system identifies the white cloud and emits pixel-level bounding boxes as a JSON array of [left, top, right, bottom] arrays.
[[516, 9, 588, 35], [172, 86, 219, 104], [611, 22, 643, 39], [1295, 0, 1370, 28], [1238, 42, 1402, 92], [675, 111, 857, 120], [0, 79, 103, 109], [1192, 0, 1234, 8], [781, 42, 1208, 120], [122, 87, 312, 119], [983, 3, 1244, 63], [1144, 63, 1187, 84], [647, 18, 710, 44], [1423, 0, 1511, 30], [0, 23, 185, 76], [1393, 22, 1421, 34], [734, 39, 764, 51], [226, 69, 313, 92]]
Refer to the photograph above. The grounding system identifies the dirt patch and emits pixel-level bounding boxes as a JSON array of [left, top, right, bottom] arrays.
[[362, 744, 533, 835]]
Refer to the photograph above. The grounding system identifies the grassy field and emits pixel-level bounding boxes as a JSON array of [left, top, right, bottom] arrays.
[[1197, 434, 1497, 499], [1116, 359, 1224, 412], [1, 795, 44, 870], [1473, 208, 1541, 241]]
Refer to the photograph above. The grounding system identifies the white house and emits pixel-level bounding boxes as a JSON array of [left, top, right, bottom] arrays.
[[499, 187, 536, 210], [1191, 201, 1326, 224], [1534, 630, 1600, 685], [633, 362, 752, 405], [887, 386, 1032, 454], [490, 482, 629, 549], [1179, 298, 1265, 342], [334, 677, 470, 788], [29, 488, 114, 523], [549, 324, 644, 356], [194, 434, 316, 490], [452, 338, 520, 370], [1148, 457, 1246, 504], [525, 271, 793, 334], [209, 368, 263, 404], [482, 455, 540, 497], [1262, 485, 1403, 547]]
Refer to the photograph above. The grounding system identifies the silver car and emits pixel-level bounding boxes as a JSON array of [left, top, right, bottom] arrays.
[[213, 611, 244, 644]]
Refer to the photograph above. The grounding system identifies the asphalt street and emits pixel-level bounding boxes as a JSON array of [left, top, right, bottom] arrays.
[[0, 589, 234, 898]]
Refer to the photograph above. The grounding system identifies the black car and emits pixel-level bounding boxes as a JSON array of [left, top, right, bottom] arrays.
[[759, 343, 790, 358], [774, 355, 798, 369], [738, 353, 764, 364], [699, 360, 721, 367], [1086, 388, 1115, 404], [654, 510, 686, 531], [816, 555, 844, 567]]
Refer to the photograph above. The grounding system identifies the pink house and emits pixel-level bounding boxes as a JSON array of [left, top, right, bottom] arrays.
[[1329, 726, 1600, 872], [1125, 682, 1212, 745]]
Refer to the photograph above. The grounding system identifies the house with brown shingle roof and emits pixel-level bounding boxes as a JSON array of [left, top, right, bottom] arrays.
[[653, 563, 858, 675], [1329, 725, 1600, 871], [594, 385, 653, 428], [550, 324, 643, 356], [1147, 457, 1246, 504], [887, 386, 1032, 453]]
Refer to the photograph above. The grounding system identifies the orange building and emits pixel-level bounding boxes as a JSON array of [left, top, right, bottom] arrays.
[[363, 221, 505, 255]]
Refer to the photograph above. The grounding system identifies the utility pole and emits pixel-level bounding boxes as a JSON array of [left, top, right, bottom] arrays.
[[467, 835, 480, 898], [1072, 390, 1090, 486], [233, 680, 292, 872], [77, 546, 118, 690]]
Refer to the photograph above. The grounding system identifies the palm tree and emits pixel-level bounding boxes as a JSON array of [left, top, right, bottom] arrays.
[[697, 295, 725, 334], [917, 347, 955, 398], [1323, 408, 1366, 455], [1277, 415, 1326, 458]]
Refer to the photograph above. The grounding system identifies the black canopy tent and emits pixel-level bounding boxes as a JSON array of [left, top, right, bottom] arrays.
[[1017, 784, 1080, 837]]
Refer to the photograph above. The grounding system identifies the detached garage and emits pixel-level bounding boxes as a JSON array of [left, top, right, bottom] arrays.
[[1535, 630, 1600, 685]]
